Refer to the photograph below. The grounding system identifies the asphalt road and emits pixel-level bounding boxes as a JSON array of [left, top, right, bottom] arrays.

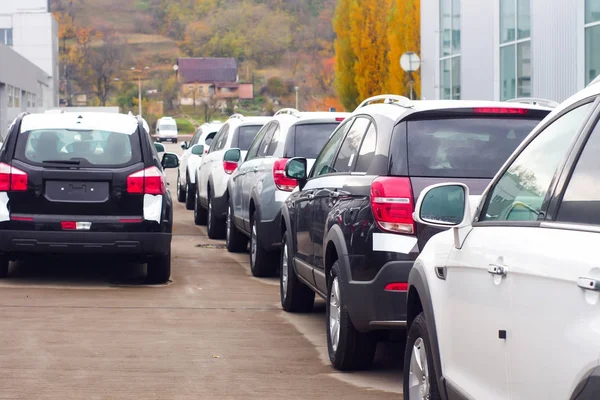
[[0, 142, 403, 399]]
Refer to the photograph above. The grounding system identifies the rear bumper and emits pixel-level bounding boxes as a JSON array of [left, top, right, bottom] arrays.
[[0, 230, 171, 256], [345, 260, 414, 332]]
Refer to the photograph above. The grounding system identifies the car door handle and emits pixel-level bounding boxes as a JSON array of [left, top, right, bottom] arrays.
[[577, 277, 600, 292], [329, 191, 340, 198], [488, 264, 507, 276]]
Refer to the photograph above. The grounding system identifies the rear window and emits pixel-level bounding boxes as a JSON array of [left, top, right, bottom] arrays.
[[293, 123, 340, 158], [405, 118, 541, 178], [160, 123, 177, 130], [236, 125, 263, 150], [16, 129, 141, 167]]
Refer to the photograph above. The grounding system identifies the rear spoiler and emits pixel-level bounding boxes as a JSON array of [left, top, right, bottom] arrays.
[[504, 97, 559, 108]]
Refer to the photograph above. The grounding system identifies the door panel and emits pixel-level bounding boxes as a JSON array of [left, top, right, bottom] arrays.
[[293, 189, 315, 266]]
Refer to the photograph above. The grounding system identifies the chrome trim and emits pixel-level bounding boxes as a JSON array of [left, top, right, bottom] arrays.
[[368, 320, 407, 328], [541, 221, 600, 234]]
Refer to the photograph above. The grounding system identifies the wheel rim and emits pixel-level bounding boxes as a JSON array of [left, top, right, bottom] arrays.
[[226, 206, 232, 243], [329, 277, 341, 352], [208, 198, 212, 231], [177, 174, 181, 192], [251, 222, 257, 266], [281, 240, 288, 300], [409, 337, 430, 400]]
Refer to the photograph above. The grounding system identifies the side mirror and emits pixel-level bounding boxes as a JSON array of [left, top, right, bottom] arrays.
[[161, 152, 180, 169], [285, 158, 307, 180], [191, 144, 205, 156], [180, 141, 188, 150], [154, 142, 165, 153], [414, 183, 469, 227], [223, 148, 241, 163]]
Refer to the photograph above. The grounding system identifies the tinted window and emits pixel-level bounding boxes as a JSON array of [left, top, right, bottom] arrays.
[[189, 131, 201, 146], [355, 123, 376, 173], [204, 131, 217, 146], [482, 103, 593, 222], [236, 125, 263, 150], [266, 126, 281, 156], [246, 124, 270, 161], [333, 118, 370, 173], [406, 117, 541, 178], [311, 119, 352, 177], [258, 124, 277, 157], [17, 129, 140, 166], [293, 123, 340, 159], [557, 118, 600, 225]]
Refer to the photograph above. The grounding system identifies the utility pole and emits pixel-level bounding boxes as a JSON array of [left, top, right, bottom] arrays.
[[294, 86, 299, 110], [131, 66, 150, 118]]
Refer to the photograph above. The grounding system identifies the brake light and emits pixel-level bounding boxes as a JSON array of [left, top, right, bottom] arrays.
[[384, 282, 408, 292], [473, 107, 529, 115], [273, 158, 297, 192], [127, 166, 165, 195], [370, 177, 415, 234], [223, 161, 238, 175], [0, 162, 28, 191], [61, 221, 77, 230], [335, 117, 345, 122]]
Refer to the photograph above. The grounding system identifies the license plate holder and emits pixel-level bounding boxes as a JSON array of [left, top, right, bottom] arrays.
[[44, 181, 109, 203]]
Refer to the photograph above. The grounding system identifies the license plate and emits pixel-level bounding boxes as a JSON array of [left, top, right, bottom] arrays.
[[45, 181, 109, 203]]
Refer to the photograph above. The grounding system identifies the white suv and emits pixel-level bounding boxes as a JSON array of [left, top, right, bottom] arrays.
[[404, 84, 600, 399], [194, 115, 270, 238]]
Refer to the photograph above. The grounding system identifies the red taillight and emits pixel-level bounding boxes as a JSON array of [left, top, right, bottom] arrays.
[[385, 282, 408, 292], [127, 167, 165, 195], [335, 117, 345, 121], [473, 107, 529, 115], [223, 161, 238, 175], [61, 221, 77, 230], [273, 158, 298, 192], [370, 177, 415, 234], [0, 162, 28, 191]]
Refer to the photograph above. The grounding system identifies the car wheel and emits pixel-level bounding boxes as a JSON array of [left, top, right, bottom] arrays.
[[0, 256, 9, 279], [249, 215, 278, 277], [146, 251, 171, 284], [207, 194, 225, 239], [280, 231, 315, 312], [176, 172, 186, 203], [226, 203, 248, 253], [327, 261, 376, 371], [173, 139, 177, 144], [185, 181, 195, 210], [404, 312, 441, 400], [194, 191, 207, 226]]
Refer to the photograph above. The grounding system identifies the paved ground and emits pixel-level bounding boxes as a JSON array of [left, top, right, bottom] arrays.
[[0, 143, 403, 399]]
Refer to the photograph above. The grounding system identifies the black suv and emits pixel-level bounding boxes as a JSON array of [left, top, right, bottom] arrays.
[[279, 95, 551, 370], [0, 112, 179, 283]]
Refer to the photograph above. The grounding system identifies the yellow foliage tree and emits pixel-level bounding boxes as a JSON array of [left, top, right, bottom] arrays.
[[333, 0, 360, 111], [387, 0, 421, 98]]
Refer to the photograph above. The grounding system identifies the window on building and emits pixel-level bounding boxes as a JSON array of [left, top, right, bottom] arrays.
[[0, 29, 13, 46], [500, 0, 531, 100], [14, 89, 21, 108], [586, 0, 600, 85], [440, 0, 461, 99]]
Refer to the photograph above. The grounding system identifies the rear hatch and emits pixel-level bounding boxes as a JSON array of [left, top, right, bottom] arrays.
[[285, 122, 342, 172], [233, 124, 265, 161], [7, 127, 149, 228]]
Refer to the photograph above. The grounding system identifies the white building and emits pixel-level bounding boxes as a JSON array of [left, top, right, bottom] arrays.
[[421, 0, 600, 103]]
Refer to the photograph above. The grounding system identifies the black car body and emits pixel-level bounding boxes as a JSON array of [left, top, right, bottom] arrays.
[[0, 112, 179, 283], [279, 96, 551, 370]]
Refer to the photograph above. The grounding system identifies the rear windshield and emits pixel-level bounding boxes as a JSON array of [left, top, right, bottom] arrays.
[[293, 123, 340, 158], [236, 125, 263, 150], [405, 118, 541, 178], [16, 129, 141, 167]]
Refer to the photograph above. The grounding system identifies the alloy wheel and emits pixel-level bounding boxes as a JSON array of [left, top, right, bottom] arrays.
[[208, 197, 212, 232], [281, 241, 289, 300], [251, 222, 257, 266], [408, 337, 430, 400], [329, 277, 341, 352]]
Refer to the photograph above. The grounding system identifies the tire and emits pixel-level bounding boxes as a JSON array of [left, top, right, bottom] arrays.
[[194, 190, 207, 226], [403, 312, 442, 400], [146, 251, 171, 284], [207, 193, 225, 239], [173, 138, 177, 144], [185, 180, 195, 210], [226, 203, 248, 253], [327, 261, 376, 371], [280, 231, 315, 312], [176, 172, 186, 203], [0, 256, 9, 279], [249, 215, 278, 277]]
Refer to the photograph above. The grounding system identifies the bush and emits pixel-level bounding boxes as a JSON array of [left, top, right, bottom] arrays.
[[175, 118, 196, 134]]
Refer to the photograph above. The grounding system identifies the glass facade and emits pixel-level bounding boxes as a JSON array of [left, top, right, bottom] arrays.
[[499, 0, 531, 100], [586, 0, 600, 85], [0, 28, 13, 46], [440, 0, 461, 99]]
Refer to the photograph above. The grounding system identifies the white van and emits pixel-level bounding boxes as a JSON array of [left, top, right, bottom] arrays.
[[156, 117, 179, 143]]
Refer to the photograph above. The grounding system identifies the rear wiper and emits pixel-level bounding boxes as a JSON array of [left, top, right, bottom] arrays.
[[42, 160, 81, 165]]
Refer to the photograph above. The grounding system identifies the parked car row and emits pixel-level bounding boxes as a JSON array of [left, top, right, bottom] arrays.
[[179, 82, 600, 398]]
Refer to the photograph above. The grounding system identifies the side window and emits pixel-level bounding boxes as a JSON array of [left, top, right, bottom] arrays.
[[333, 117, 371, 173], [481, 102, 594, 222], [258, 123, 277, 157], [210, 125, 227, 153], [246, 123, 271, 161], [189, 131, 201, 146], [311, 119, 353, 178], [354, 123, 377, 173], [557, 117, 600, 225], [265, 126, 281, 156]]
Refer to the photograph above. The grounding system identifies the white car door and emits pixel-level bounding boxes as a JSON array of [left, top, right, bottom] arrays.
[[198, 127, 226, 206], [451, 101, 596, 400], [179, 131, 199, 186]]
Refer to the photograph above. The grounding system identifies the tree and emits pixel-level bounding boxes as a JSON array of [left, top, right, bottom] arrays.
[[158, 76, 180, 112], [333, 0, 360, 110], [86, 31, 127, 106], [387, 0, 421, 98]]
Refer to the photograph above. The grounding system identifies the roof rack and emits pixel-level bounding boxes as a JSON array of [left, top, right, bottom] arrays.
[[355, 95, 413, 111], [504, 97, 559, 108], [228, 113, 244, 120], [274, 108, 301, 117]]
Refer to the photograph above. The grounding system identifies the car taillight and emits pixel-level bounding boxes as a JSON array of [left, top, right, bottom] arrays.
[[273, 158, 297, 192], [0, 162, 28, 191], [384, 282, 409, 292], [223, 161, 238, 175], [473, 107, 529, 114], [127, 166, 165, 195], [370, 177, 415, 234]]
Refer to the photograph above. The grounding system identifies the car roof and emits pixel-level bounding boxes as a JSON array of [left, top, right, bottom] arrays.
[[269, 111, 351, 130], [20, 112, 139, 135], [228, 116, 272, 128]]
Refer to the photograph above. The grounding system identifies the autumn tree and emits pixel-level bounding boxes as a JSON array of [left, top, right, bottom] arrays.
[[86, 31, 128, 106], [333, 0, 360, 110], [387, 0, 421, 98]]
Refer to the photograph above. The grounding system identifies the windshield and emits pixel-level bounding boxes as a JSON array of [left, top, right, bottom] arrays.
[[403, 118, 542, 178], [16, 129, 140, 166], [160, 124, 177, 131], [236, 125, 263, 150], [293, 123, 340, 159]]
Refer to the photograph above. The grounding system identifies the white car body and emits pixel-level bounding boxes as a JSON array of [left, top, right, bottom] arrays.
[[156, 117, 178, 142], [178, 122, 223, 192], [406, 82, 600, 400]]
